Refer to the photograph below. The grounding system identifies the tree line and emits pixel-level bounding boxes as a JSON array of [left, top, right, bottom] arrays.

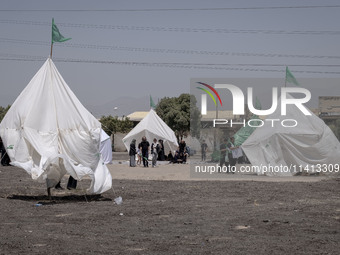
[[2, 98, 340, 141]]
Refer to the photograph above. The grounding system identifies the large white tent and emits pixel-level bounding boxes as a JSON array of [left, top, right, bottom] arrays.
[[122, 109, 178, 153], [242, 94, 340, 176], [0, 58, 112, 194]]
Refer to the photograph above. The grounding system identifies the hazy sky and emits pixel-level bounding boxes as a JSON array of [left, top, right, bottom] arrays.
[[1, 0, 339, 115]]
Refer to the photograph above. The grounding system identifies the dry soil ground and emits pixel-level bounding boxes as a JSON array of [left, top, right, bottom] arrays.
[[0, 161, 339, 255]]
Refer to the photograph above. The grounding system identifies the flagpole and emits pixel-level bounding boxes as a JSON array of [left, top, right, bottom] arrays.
[[50, 42, 53, 59], [50, 18, 53, 59], [50, 18, 71, 59]]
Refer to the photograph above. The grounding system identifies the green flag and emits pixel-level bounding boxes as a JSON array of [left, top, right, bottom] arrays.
[[285, 66, 300, 86], [52, 18, 71, 43], [150, 95, 156, 109]]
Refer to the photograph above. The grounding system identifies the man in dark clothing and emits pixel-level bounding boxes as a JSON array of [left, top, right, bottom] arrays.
[[139, 136, 150, 167], [179, 140, 186, 153], [179, 140, 187, 162], [129, 139, 137, 167]]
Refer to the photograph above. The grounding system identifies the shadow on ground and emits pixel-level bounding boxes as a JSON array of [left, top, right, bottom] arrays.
[[6, 194, 112, 204]]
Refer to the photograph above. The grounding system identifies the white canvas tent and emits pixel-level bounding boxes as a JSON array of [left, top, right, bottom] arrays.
[[242, 94, 340, 176], [0, 58, 112, 194], [122, 109, 178, 153]]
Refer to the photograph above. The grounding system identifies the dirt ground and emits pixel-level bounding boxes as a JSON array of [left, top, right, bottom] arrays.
[[0, 163, 339, 255]]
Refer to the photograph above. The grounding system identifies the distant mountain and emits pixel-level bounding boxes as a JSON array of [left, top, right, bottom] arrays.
[[86, 95, 151, 118]]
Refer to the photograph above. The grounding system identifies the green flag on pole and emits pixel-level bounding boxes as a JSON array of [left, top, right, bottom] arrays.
[[150, 95, 156, 109], [285, 66, 300, 86], [52, 18, 71, 43]]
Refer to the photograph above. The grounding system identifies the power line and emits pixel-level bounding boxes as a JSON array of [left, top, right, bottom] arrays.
[[0, 5, 340, 12], [1, 20, 339, 35], [1, 55, 340, 74], [2, 53, 340, 66], [1, 37, 340, 60]]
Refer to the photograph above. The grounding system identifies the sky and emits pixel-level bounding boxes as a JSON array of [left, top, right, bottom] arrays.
[[1, 0, 340, 116]]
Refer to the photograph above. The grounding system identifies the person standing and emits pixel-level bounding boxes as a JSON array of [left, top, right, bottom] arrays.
[[219, 138, 228, 171], [157, 139, 165, 161], [139, 136, 150, 167], [179, 140, 188, 163], [201, 140, 208, 162], [179, 140, 186, 154], [151, 138, 159, 167], [129, 139, 137, 167], [227, 137, 238, 173]]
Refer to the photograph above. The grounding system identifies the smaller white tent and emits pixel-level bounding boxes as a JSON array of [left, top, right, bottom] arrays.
[[122, 109, 178, 153], [242, 94, 340, 176]]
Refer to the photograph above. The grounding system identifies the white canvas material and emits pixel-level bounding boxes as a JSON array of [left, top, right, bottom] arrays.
[[0, 58, 112, 193], [100, 129, 112, 164], [122, 109, 179, 153], [242, 94, 340, 176]]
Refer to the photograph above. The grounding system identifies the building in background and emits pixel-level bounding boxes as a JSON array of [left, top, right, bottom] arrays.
[[319, 96, 340, 125]]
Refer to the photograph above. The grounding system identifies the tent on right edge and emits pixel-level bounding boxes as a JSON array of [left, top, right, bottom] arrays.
[[241, 94, 340, 176]]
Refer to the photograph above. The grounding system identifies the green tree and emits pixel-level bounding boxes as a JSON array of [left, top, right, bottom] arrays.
[[156, 94, 200, 140], [99, 115, 133, 136], [190, 95, 201, 139], [0, 105, 10, 123]]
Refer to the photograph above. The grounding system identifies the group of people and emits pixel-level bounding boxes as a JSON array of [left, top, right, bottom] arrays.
[[129, 136, 166, 167], [200, 137, 243, 172], [169, 140, 189, 164], [220, 137, 242, 173], [129, 137, 191, 167]]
